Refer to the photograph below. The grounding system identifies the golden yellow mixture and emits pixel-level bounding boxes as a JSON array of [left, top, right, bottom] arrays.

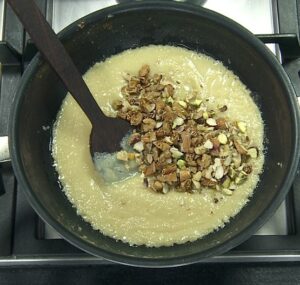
[[52, 45, 264, 247]]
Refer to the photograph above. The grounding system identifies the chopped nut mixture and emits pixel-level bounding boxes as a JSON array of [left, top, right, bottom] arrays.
[[113, 65, 259, 194]]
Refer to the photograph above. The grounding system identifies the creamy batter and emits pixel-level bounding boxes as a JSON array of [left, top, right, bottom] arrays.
[[52, 45, 264, 247]]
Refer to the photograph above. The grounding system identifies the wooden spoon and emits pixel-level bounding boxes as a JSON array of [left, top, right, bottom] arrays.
[[7, 0, 131, 155]]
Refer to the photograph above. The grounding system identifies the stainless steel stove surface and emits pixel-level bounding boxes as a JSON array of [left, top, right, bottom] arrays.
[[51, 0, 274, 34], [1, 0, 300, 266]]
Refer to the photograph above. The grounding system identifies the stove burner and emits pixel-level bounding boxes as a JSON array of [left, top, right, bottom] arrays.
[[1, 0, 300, 266]]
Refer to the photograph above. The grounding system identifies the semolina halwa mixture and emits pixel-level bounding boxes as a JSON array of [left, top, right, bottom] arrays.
[[52, 45, 264, 247]]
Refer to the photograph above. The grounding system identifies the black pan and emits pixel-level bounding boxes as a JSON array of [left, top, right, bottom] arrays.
[[9, 1, 300, 267]]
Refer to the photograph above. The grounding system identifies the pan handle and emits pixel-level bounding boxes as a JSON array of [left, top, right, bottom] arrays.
[[284, 59, 300, 103], [0, 136, 10, 163]]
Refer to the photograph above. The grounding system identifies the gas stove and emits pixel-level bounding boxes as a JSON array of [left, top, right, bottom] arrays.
[[0, 0, 300, 266]]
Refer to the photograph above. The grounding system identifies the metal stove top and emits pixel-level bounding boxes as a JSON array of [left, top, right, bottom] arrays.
[[0, 0, 300, 266], [51, 0, 275, 34]]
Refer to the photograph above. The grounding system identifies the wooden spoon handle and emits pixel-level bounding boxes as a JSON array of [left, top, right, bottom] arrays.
[[7, 0, 103, 125]]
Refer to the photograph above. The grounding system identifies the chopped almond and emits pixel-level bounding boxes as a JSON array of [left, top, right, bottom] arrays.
[[130, 112, 143, 126], [142, 118, 156, 132], [116, 64, 259, 194], [180, 179, 192, 192], [158, 172, 178, 183], [165, 84, 174, 97], [198, 154, 212, 169], [155, 99, 166, 113], [179, 170, 191, 182], [162, 164, 177, 175], [201, 178, 217, 187], [128, 133, 141, 145], [216, 118, 227, 129], [234, 140, 248, 155], [210, 137, 220, 149], [143, 162, 156, 176], [181, 132, 191, 153], [154, 141, 171, 151], [141, 131, 156, 143], [139, 64, 150, 77], [152, 180, 163, 192]]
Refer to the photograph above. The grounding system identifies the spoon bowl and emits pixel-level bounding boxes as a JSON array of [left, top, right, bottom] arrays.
[[90, 118, 131, 154]]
